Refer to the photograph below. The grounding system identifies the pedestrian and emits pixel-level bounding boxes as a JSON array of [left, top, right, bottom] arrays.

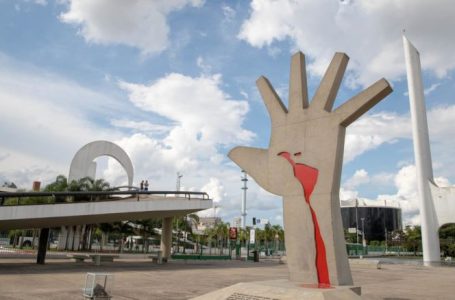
[[140, 180, 144, 191], [144, 180, 149, 191]]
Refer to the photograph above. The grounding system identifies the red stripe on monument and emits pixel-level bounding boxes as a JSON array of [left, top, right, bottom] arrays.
[[278, 152, 331, 287]]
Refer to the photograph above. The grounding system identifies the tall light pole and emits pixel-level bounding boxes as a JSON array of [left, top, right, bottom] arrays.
[[355, 198, 359, 244], [361, 217, 366, 258], [176, 172, 184, 253], [176, 172, 183, 192], [213, 204, 220, 226], [241, 170, 248, 229]]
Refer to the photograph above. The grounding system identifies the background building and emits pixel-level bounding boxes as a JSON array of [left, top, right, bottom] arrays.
[[341, 199, 402, 242], [192, 217, 222, 233]]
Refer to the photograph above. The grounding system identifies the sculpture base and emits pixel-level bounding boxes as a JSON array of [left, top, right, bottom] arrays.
[[191, 279, 361, 300]]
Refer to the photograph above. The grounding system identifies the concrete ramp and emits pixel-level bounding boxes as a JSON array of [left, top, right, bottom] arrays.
[[0, 196, 212, 230]]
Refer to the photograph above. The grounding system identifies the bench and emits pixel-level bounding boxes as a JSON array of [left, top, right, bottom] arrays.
[[349, 258, 382, 269], [67, 254, 90, 263], [90, 254, 119, 265], [148, 250, 163, 264]]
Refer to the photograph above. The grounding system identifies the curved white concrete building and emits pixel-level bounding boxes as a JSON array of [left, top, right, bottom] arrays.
[[68, 141, 134, 186]]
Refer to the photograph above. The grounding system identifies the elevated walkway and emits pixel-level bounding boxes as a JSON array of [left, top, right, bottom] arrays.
[[0, 191, 212, 230]]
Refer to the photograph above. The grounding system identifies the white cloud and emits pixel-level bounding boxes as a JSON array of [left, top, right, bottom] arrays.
[[110, 119, 172, 135], [33, 0, 47, 5], [201, 177, 225, 203], [222, 4, 236, 22], [0, 53, 255, 217], [344, 112, 410, 162], [340, 187, 359, 200], [377, 165, 420, 225], [267, 46, 282, 57], [341, 164, 454, 225], [196, 56, 212, 74], [341, 165, 422, 225], [60, 0, 204, 55], [344, 169, 369, 190], [198, 177, 226, 217], [98, 72, 259, 221], [343, 103, 455, 173], [239, 0, 455, 87], [119, 73, 254, 166], [341, 169, 395, 201], [404, 82, 442, 97], [422, 105, 455, 180], [0, 53, 125, 188], [424, 83, 441, 95]]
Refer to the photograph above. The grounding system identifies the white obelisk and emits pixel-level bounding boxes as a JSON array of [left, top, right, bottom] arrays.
[[403, 34, 440, 264]]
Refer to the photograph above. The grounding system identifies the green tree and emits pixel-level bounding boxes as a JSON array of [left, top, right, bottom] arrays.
[[404, 225, 422, 255], [439, 223, 455, 257], [44, 175, 70, 203]]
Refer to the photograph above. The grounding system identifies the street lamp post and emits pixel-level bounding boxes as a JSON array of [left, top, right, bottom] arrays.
[[355, 199, 359, 244], [213, 204, 220, 226], [176, 172, 183, 192], [361, 217, 366, 258], [176, 172, 183, 253], [241, 170, 248, 229]]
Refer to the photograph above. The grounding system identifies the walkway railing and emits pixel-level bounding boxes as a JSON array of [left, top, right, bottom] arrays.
[[0, 190, 211, 206]]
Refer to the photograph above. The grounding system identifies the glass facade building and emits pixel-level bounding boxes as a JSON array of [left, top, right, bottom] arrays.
[[341, 204, 402, 242]]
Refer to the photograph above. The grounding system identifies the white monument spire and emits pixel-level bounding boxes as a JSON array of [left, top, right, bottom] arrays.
[[403, 34, 440, 263]]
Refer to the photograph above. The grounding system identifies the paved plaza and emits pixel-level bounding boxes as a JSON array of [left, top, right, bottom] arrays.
[[0, 257, 454, 299]]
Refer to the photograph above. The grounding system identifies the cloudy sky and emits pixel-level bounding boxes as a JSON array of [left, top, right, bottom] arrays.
[[1, 0, 454, 227]]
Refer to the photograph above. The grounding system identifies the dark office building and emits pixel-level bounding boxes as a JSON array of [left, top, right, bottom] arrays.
[[341, 199, 402, 242]]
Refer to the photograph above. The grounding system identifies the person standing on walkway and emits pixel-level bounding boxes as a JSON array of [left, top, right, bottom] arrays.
[[144, 180, 149, 191], [140, 180, 144, 191]]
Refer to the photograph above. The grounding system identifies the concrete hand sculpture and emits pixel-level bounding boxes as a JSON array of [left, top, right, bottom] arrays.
[[229, 52, 392, 286]]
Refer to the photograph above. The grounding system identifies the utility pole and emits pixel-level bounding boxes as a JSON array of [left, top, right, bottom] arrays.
[[241, 170, 248, 229]]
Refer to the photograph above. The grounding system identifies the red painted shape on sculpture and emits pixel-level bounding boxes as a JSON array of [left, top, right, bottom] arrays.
[[278, 152, 331, 287]]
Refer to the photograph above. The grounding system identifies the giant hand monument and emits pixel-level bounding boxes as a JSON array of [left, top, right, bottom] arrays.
[[229, 52, 392, 287]]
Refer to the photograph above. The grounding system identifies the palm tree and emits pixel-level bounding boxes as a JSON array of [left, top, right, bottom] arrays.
[[96, 222, 134, 252], [213, 221, 229, 255], [133, 219, 157, 253], [238, 227, 248, 247], [78, 177, 111, 250], [173, 213, 200, 254], [44, 175, 112, 250], [271, 224, 284, 253], [203, 225, 218, 255]]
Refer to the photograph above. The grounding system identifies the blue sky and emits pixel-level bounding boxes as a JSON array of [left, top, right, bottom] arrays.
[[0, 0, 454, 227]]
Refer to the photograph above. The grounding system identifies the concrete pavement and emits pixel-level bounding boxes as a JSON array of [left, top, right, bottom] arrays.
[[0, 257, 454, 299]]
